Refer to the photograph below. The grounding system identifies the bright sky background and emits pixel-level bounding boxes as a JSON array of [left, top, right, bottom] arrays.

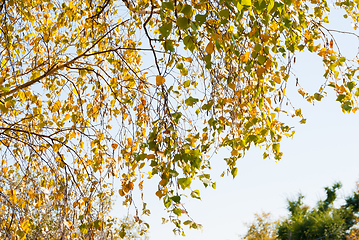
[[143, 77, 359, 239], [113, 5, 359, 240]]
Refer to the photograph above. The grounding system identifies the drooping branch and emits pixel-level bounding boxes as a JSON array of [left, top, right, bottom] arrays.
[[0, 20, 130, 98]]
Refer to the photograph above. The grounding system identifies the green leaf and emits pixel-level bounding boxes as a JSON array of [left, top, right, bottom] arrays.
[[177, 177, 192, 189], [0, 104, 8, 114], [173, 208, 182, 216], [119, 230, 126, 238], [183, 220, 192, 225], [159, 22, 172, 37], [342, 103, 352, 112], [177, 17, 189, 29], [191, 190, 201, 199], [183, 36, 195, 52], [162, 1, 174, 10], [231, 167, 238, 178], [273, 143, 280, 152], [257, 55, 266, 65], [176, 62, 184, 69], [171, 195, 181, 203], [181, 4, 193, 17], [204, 54, 212, 69], [164, 40, 175, 52], [171, 112, 182, 123], [314, 93, 324, 101], [94, 220, 102, 229], [199, 174, 211, 187], [336, 94, 346, 102], [246, 135, 259, 144], [219, 9, 230, 18], [347, 81, 355, 92], [163, 195, 172, 209], [202, 101, 214, 111], [254, 43, 262, 53], [195, 14, 207, 25], [185, 96, 199, 107], [79, 224, 88, 234]]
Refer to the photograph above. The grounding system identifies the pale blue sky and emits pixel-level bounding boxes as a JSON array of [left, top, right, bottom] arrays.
[[112, 6, 359, 240], [142, 88, 359, 240]]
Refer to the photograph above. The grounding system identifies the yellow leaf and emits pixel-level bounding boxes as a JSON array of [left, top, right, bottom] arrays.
[[318, 48, 327, 57], [265, 58, 273, 69], [256, 67, 266, 77], [5, 101, 11, 109], [240, 52, 250, 63], [64, 114, 70, 121], [185, 57, 193, 62], [261, 34, 270, 42], [119, 189, 125, 196], [21, 220, 30, 231], [157, 151, 165, 157], [139, 180, 144, 190], [338, 85, 346, 93], [298, 88, 307, 97], [70, 132, 76, 139], [111, 143, 118, 150], [228, 82, 236, 90], [2, 167, 8, 174], [28, 189, 35, 198], [53, 143, 61, 152], [159, 178, 167, 186], [202, 132, 208, 141], [205, 42, 214, 54], [249, 27, 257, 37], [53, 100, 61, 112], [156, 75, 165, 86], [231, 149, 239, 156], [274, 76, 281, 84], [155, 190, 165, 199]]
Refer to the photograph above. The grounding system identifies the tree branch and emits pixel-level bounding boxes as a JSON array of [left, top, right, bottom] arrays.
[[0, 19, 130, 98]]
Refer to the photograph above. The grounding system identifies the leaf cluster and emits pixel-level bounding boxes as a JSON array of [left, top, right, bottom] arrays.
[[1, 0, 359, 237]]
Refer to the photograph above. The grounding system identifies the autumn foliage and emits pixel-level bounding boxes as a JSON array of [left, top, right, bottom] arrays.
[[1, 0, 359, 238]]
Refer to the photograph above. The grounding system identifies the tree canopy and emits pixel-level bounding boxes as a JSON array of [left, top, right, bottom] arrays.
[[242, 212, 278, 240], [242, 182, 359, 240], [277, 182, 359, 240], [1, 0, 359, 238]]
